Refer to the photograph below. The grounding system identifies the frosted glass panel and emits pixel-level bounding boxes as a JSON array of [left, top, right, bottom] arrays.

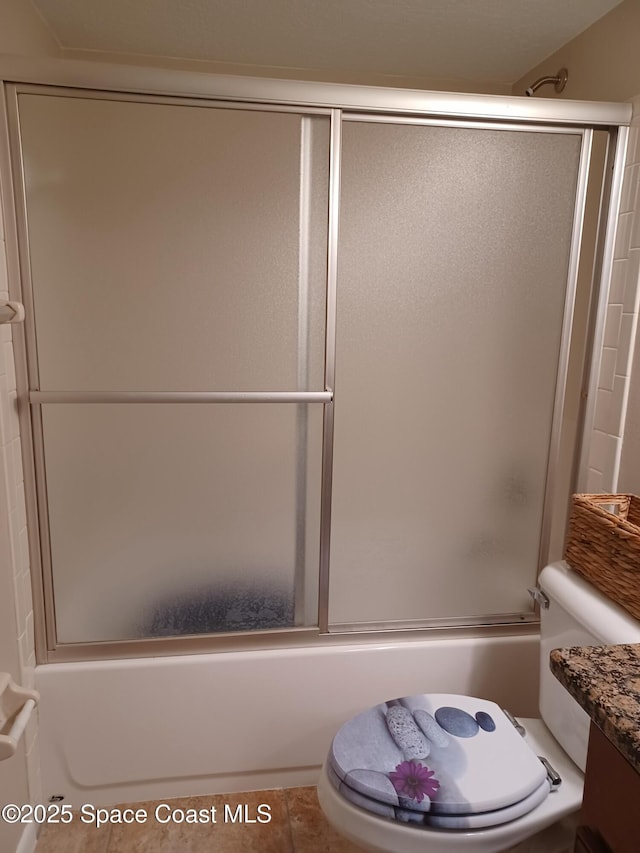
[[19, 95, 328, 391], [42, 404, 322, 642], [329, 122, 582, 625]]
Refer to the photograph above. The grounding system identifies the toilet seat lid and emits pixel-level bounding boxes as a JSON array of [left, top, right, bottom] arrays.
[[327, 764, 551, 830], [329, 694, 548, 817]]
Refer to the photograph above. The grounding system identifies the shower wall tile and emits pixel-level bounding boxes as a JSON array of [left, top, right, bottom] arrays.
[[631, 198, 640, 250], [17, 560, 33, 632], [614, 211, 633, 259], [19, 624, 31, 669], [589, 430, 618, 477], [620, 163, 639, 214], [610, 258, 628, 303], [598, 347, 617, 391], [0, 238, 7, 294], [593, 388, 614, 435], [0, 186, 40, 810], [585, 468, 604, 493], [3, 433, 17, 510], [627, 123, 640, 165], [603, 303, 623, 348], [0, 375, 10, 437], [1, 390, 19, 444], [617, 314, 635, 375], [611, 376, 626, 437], [588, 116, 640, 493], [16, 479, 27, 530], [3, 338, 15, 380], [630, 165, 639, 214], [624, 250, 640, 311]]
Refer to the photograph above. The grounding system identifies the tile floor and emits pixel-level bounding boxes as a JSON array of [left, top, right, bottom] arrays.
[[35, 788, 363, 853], [35, 786, 578, 852]]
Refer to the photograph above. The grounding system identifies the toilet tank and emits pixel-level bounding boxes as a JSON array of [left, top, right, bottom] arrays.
[[537, 561, 640, 772]]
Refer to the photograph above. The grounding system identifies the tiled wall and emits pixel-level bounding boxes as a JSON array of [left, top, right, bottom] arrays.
[[585, 104, 640, 492], [0, 187, 41, 804]]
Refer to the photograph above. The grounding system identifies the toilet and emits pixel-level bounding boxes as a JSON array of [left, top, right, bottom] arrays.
[[317, 561, 640, 853]]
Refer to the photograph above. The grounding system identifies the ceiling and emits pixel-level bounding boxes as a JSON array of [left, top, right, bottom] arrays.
[[32, 0, 622, 86]]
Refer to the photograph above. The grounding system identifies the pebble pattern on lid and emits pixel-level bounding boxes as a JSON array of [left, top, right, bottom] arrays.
[[435, 707, 481, 738], [328, 693, 548, 826]]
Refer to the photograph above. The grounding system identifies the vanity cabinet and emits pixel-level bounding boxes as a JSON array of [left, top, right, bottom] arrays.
[[574, 722, 640, 853], [574, 826, 611, 853]]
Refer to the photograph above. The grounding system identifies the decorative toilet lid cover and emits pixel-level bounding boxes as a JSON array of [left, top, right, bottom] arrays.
[[329, 694, 548, 819], [327, 764, 551, 830]]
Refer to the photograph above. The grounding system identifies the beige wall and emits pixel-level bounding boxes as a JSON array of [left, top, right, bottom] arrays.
[[61, 48, 513, 95], [0, 0, 60, 57], [513, 0, 640, 102]]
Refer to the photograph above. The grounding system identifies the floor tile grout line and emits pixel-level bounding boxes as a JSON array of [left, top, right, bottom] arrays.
[[282, 787, 297, 853]]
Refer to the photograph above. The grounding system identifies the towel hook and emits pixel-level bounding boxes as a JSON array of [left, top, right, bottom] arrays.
[[0, 301, 25, 324]]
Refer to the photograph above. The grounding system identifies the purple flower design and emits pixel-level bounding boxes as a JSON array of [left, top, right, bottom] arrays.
[[388, 760, 440, 803]]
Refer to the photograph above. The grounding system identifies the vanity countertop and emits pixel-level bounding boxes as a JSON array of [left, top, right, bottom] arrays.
[[549, 643, 640, 774]]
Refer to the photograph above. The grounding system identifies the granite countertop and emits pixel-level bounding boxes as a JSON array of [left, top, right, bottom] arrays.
[[549, 643, 640, 774]]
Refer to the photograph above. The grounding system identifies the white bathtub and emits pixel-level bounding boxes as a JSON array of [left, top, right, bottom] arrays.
[[35, 633, 538, 807]]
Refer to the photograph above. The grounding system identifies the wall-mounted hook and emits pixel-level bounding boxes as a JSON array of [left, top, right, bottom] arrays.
[[0, 301, 25, 324]]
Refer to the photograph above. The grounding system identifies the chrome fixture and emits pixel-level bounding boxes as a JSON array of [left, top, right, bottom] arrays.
[[502, 708, 526, 737], [525, 68, 568, 97], [538, 756, 562, 788], [528, 586, 550, 609]]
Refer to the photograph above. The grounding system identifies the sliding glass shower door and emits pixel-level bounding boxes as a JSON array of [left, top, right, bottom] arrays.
[[328, 119, 584, 627], [9, 81, 610, 657], [16, 91, 329, 643]]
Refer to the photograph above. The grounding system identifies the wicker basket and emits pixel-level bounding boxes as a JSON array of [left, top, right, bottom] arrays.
[[564, 493, 640, 620]]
